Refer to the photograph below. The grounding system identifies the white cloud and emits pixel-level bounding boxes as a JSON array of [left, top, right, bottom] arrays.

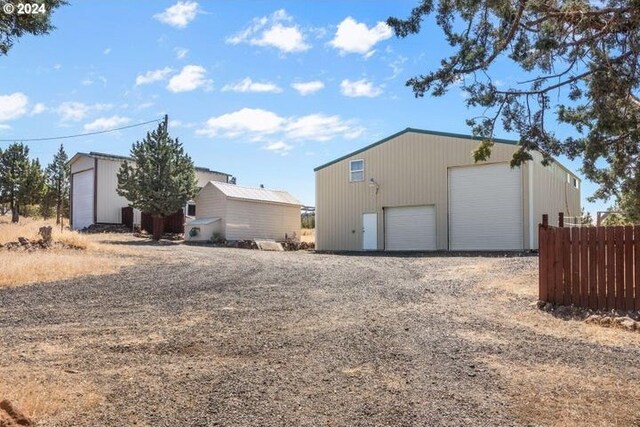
[[291, 80, 324, 96], [174, 47, 189, 60], [340, 79, 383, 97], [330, 17, 392, 56], [262, 141, 293, 156], [227, 9, 310, 53], [285, 114, 363, 141], [0, 92, 28, 121], [0, 124, 11, 130], [154, 1, 199, 28], [136, 67, 173, 86], [167, 65, 212, 93], [136, 102, 155, 110], [197, 108, 285, 138], [222, 77, 282, 93], [83, 115, 131, 132], [197, 107, 363, 146], [57, 102, 112, 121], [103, 47, 111, 55], [31, 102, 47, 115]]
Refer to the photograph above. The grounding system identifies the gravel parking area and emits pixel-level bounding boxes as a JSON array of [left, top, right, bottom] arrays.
[[1, 244, 640, 426]]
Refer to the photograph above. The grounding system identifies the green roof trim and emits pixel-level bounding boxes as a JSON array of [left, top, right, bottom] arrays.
[[313, 127, 519, 172]]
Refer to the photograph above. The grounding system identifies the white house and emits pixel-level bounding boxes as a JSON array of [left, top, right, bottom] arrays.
[[68, 152, 231, 230], [185, 181, 302, 242]]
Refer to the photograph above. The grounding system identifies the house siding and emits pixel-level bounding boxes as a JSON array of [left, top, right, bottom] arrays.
[[225, 199, 300, 241], [315, 130, 580, 251], [531, 151, 581, 247], [96, 158, 131, 224], [196, 171, 228, 187], [194, 182, 228, 235], [316, 132, 524, 251]]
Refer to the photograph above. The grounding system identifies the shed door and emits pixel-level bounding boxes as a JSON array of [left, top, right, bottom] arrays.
[[72, 169, 94, 230], [385, 206, 436, 251], [449, 163, 523, 250]]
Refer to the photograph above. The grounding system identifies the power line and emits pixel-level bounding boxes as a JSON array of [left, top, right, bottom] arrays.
[[0, 118, 163, 142]]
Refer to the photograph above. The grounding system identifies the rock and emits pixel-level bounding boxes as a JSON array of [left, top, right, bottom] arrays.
[[584, 314, 602, 324], [17, 237, 29, 246], [621, 319, 637, 331], [0, 399, 32, 427], [38, 226, 53, 243], [614, 316, 637, 331], [543, 302, 553, 312]]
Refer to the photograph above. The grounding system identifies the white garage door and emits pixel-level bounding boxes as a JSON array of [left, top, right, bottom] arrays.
[[72, 169, 94, 230], [449, 163, 523, 250], [385, 206, 436, 251]]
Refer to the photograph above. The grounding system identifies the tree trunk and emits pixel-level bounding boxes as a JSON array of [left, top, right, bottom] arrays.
[[11, 205, 19, 223], [152, 216, 164, 241], [56, 202, 61, 225]]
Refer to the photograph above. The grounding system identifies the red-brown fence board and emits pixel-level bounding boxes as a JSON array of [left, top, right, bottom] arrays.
[[596, 226, 606, 310], [635, 226, 640, 310], [606, 227, 616, 309], [625, 226, 634, 311], [539, 225, 548, 302], [615, 227, 625, 309], [571, 227, 580, 306], [539, 221, 640, 312]]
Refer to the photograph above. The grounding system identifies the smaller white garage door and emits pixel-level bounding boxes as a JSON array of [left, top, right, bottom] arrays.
[[385, 206, 436, 251], [72, 169, 94, 230]]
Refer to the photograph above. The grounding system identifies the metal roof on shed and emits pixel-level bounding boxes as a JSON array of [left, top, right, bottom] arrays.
[[210, 181, 301, 206]]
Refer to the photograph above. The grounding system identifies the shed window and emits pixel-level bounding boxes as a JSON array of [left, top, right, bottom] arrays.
[[572, 177, 579, 189], [350, 160, 364, 182], [187, 204, 196, 216]]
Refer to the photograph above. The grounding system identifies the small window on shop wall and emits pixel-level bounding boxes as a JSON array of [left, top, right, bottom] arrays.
[[350, 159, 364, 182]]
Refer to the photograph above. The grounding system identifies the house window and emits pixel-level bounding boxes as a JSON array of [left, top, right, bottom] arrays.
[[350, 159, 364, 182], [187, 204, 196, 216], [572, 177, 579, 189]]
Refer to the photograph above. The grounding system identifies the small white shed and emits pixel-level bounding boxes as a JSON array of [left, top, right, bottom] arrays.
[[185, 182, 301, 242]]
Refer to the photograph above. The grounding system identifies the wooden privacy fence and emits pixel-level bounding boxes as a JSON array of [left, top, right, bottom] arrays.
[[539, 215, 640, 311], [121, 206, 185, 234]]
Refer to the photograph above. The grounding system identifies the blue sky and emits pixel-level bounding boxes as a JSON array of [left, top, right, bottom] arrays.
[[0, 1, 613, 215]]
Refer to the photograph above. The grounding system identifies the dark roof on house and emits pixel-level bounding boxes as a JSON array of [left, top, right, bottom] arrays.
[[313, 128, 520, 172], [68, 151, 231, 177]]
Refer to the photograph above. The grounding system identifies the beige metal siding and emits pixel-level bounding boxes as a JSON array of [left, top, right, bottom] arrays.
[[531, 151, 581, 248], [70, 155, 94, 174], [96, 158, 131, 223], [225, 199, 300, 241], [196, 171, 227, 187], [194, 182, 227, 232], [316, 132, 526, 251]]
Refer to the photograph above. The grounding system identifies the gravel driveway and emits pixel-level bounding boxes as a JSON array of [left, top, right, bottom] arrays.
[[1, 244, 639, 426]]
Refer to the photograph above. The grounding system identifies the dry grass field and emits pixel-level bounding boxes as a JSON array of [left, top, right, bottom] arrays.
[[300, 228, 315, 244], [0, 216, 143, 288]]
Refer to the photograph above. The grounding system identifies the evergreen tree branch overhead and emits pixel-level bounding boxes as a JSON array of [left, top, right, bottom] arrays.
[[0, 0, 66, 55], [117, 121, 198, 240], [387, 1, 640, 204]]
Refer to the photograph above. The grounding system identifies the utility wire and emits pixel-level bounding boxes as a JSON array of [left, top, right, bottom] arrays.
[[0, 118, 163, 142]]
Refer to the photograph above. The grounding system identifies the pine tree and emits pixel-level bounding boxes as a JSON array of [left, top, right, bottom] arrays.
[[45, 144, 69, 225], [388, 2, 640, 204], [117, 121, 197, 240], [0, 143, 46, 223]]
